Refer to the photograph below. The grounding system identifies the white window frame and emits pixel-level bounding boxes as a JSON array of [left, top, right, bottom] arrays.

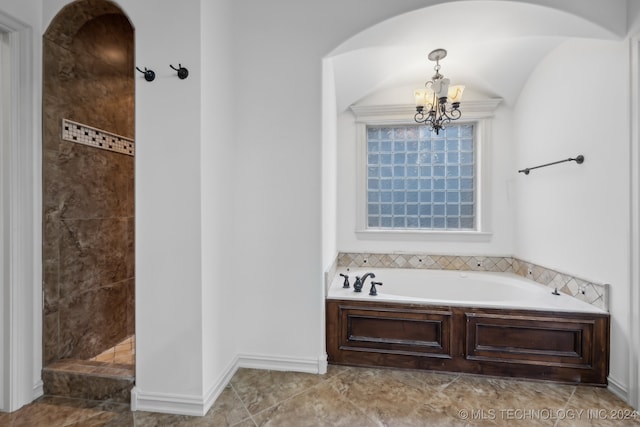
[[350, 100, 501, 242]]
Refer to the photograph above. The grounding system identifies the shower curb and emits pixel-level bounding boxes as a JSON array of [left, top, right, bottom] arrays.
[[42, 360, 134, 403]]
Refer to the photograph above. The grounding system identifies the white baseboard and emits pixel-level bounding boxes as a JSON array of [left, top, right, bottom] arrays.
[[607, 376, 628, 403], [131, 356, 238, 416], [131, 353, 327, 416], [236, 353, 327, 374], [130, 387, 210, 416], [201, 358, 239, 415], [32, 379, 43, 400]]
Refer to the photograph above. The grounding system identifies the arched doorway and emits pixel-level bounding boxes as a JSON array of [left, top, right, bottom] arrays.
[[41, 0, 135, 401]]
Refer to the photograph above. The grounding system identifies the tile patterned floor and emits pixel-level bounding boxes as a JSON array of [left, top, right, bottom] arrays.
[[2, 365, 639, 426]]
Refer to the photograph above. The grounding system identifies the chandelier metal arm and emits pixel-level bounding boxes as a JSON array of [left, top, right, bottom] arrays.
[[414, 104, 462, 134]]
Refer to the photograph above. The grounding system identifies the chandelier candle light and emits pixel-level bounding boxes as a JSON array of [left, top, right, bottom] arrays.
[[414, 49, 465, 135]]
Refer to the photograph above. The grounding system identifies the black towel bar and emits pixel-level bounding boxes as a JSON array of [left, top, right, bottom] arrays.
[[518, 155, 584, 175]]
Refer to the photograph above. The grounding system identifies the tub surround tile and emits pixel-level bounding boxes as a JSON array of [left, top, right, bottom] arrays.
[[338, 252, 514, 273], [512, 258, 609, 311], [338, 253, 609, 311]]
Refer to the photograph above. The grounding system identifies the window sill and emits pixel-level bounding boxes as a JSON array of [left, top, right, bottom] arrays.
[[355, 229, 493, 242]]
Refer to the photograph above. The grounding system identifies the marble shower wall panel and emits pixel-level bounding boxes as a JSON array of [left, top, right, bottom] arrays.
[[57, 142, 134, 220], [58, 281, 130, 360], [43, 5, 134, 365], [58, 219, 133, 299]]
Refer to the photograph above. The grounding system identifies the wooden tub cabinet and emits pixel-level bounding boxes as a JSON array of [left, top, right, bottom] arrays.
[[326, 299, 610, 385]]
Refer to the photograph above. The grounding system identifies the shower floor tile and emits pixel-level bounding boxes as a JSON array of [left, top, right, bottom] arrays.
[[90, 335, 135, 365]]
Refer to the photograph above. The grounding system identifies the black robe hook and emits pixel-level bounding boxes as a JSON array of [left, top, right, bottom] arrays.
[[170, 63, 189, 80], [136, 66, 155, 82]]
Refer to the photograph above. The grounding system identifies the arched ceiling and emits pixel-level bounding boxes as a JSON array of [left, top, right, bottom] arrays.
[[329, 0, 627, 112]]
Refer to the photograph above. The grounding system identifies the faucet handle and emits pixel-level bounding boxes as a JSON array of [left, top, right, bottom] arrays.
[[339, 273, 350, 288], [369, 281, 383, 296]]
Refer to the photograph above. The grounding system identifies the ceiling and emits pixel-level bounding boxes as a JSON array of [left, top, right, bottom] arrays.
[[328, 0, 627, 112]]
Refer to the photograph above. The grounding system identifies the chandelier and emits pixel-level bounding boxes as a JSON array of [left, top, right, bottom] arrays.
[[414, 49, 465, 135]]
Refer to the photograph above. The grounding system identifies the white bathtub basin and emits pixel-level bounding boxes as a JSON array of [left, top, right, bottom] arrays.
[[327, 267, 605, 314]]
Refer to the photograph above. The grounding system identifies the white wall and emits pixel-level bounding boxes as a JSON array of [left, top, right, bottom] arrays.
[[0, 28, 8, 413], [322, 58, 338, 272], [227, 0, 444, 369], [123, 0, 206, 404], [228, 0, 490, 370], [229, 0, 327, 367], [199, 0, 238, 402], [513, 38, 631, 392]]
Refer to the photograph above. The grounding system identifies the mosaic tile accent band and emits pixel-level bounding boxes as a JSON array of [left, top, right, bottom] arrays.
[[62, 119, 134, 156], [337, 252, 608, 311]]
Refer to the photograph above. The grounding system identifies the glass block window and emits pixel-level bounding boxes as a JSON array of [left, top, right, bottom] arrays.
[[366, 124, 475, 230]]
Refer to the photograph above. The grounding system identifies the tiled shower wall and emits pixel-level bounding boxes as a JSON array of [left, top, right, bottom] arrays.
[[337, 253, 608, 311], [43, 3, 134, 365]]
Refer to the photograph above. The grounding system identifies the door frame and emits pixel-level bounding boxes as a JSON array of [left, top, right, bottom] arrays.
[[628, 36, 640, 411], [0, 10, 41, 413]]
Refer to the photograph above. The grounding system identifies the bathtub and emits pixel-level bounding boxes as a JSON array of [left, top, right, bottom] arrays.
[[326, 267, 610, 385], [327, 267, 606, 314]]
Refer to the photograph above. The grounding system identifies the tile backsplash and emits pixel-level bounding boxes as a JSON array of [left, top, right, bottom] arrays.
[[336, 252, 608, 311]]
